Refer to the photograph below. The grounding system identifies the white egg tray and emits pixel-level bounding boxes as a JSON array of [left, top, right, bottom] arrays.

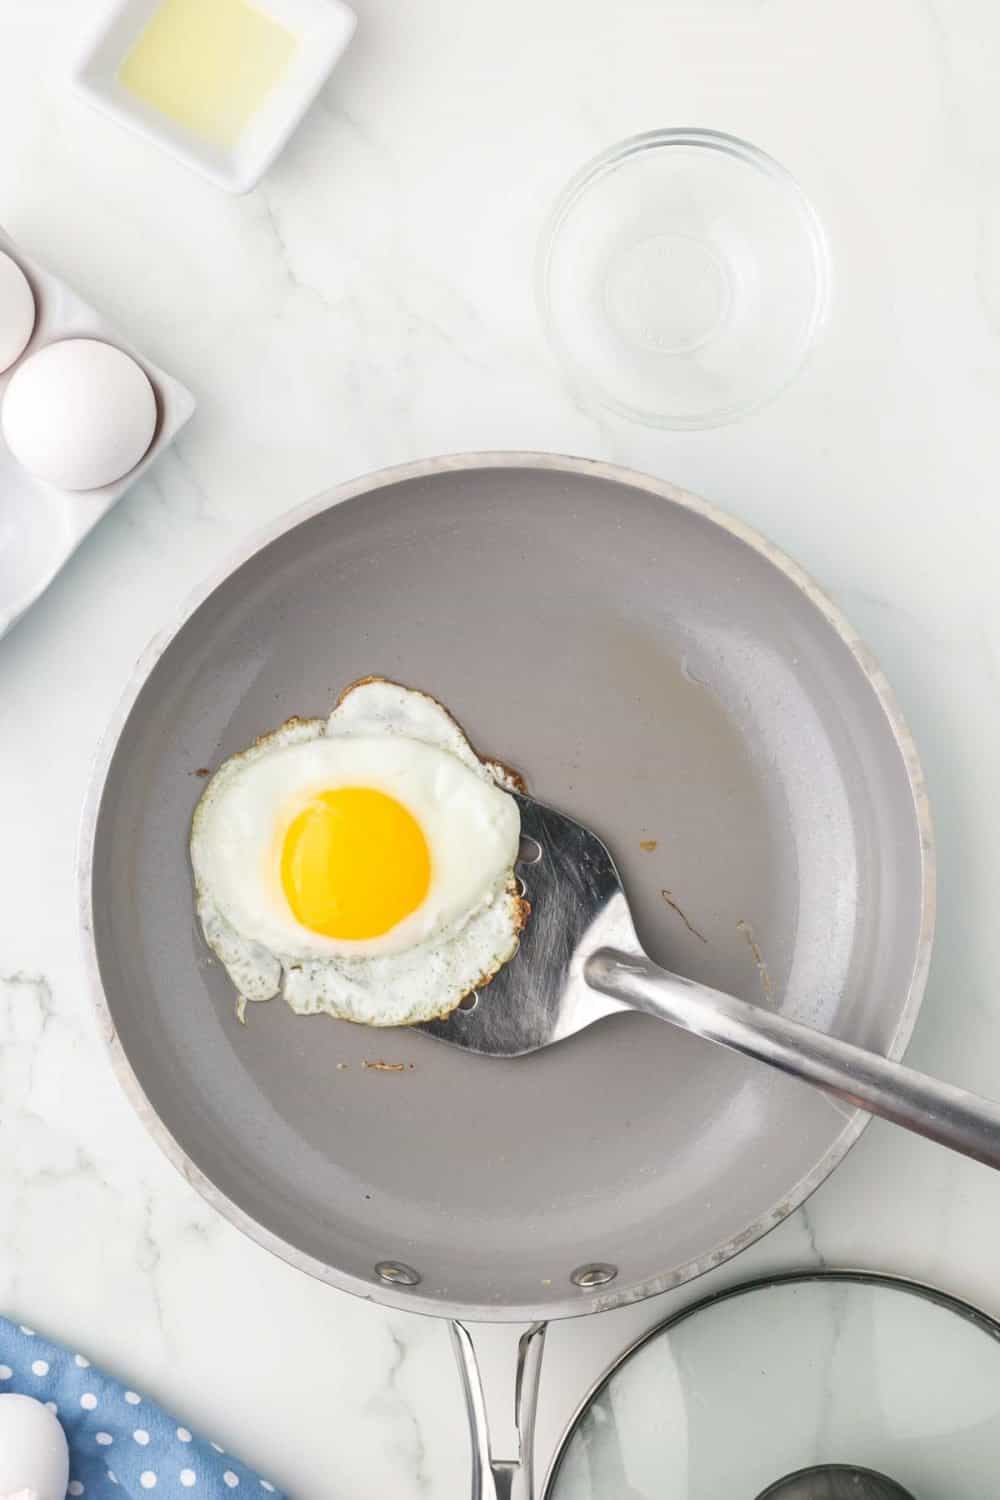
[[0, 224, 195, 641]]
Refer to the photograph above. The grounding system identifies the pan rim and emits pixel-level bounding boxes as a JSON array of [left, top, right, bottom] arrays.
[[77, 451, 936, 1322]]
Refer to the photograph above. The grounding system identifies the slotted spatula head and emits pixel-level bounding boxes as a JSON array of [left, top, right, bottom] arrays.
[[419, 793, 639, 1056], [426, 798, 1000, 1175]]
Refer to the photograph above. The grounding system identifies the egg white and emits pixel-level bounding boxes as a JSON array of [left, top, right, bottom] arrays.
[[190, 680, 527, 1026]]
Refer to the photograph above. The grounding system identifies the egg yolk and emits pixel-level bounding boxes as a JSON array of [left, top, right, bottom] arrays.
[[280, 787, 431, 939]]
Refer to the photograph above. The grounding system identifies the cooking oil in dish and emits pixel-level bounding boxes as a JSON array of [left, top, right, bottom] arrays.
[[118, 0, 298, 148]]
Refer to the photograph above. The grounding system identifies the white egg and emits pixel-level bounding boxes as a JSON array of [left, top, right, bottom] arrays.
[[1, 337, 157, 490], [0, 250, 35, 373], [191, 679, 527, 1026], [0, 1394, 70, 1500]]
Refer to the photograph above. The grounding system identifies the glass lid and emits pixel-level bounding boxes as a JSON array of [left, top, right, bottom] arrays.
[[547, 1272, 1000, 1499]]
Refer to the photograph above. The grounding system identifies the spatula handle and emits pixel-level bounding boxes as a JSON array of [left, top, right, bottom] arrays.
[[585, 948, 1000, 1170]]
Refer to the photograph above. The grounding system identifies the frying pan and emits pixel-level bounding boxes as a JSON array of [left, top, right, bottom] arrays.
[[79, 453, 934, 1498]]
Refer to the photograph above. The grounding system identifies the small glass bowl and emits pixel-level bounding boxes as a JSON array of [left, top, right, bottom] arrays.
[[537, 129, 831, 429]]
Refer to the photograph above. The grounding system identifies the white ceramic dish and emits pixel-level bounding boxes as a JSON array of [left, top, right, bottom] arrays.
[[71, 0, 357, 194], [0, 226, 195, 642]]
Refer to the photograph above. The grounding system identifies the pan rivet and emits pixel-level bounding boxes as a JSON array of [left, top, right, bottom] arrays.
[[458, 991, 480, 1014], [375, 1260, 421, 1287], [571, 1263, 618, 1288]]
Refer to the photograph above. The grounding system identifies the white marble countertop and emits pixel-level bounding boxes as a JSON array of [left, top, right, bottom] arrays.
[[3, 0, 1000, 1495]]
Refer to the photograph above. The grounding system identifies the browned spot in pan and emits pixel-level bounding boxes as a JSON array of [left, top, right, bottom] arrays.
[[660, 889, 708, 944], [738, 919, 773, 997]]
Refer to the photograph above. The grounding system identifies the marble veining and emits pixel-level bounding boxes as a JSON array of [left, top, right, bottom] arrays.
[[3, 0, 1000, 1495]]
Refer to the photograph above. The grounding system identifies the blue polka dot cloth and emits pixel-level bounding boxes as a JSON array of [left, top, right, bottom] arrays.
[[0, 1316, 286, 1498]]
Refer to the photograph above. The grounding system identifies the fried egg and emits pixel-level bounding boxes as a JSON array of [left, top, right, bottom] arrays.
[[190, 679, 528, 1026]]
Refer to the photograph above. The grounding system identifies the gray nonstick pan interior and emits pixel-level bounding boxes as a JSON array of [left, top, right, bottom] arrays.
[[81, 454, 933, 1322]]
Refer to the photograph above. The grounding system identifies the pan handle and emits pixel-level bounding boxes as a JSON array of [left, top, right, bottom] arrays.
[[451, 1320, 547, 1500], [586, 948, 1000, 1170]]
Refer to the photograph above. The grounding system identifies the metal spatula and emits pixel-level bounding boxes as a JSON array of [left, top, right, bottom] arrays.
[[421, 792, 1000, 1169]]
